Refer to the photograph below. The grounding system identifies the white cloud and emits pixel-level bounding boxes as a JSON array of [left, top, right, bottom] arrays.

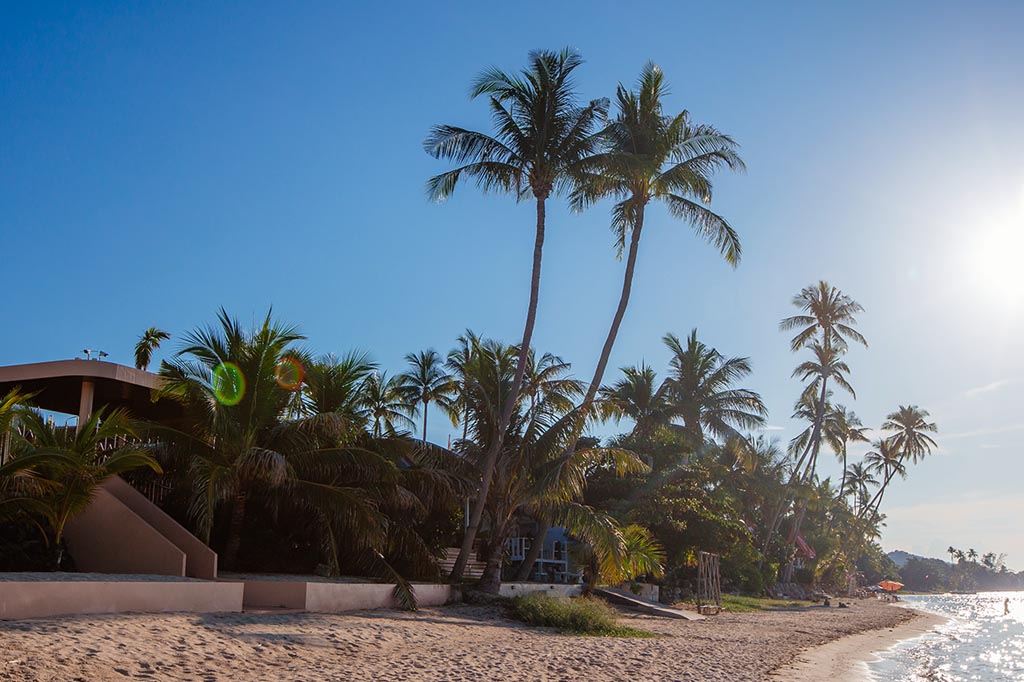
[[759, 425, 785, 431], [942, 423, 1024, 441], [965, 379, 1012, 399]]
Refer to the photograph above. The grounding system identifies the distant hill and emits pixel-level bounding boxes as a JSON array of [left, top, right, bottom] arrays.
[[887, 550, 935, 567]]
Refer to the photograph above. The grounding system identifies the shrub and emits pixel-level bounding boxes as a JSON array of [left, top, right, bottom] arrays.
[[509, 592, 654, 638]]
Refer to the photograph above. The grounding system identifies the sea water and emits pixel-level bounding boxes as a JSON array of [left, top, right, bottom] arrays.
[[868, 592, 1024, 681]]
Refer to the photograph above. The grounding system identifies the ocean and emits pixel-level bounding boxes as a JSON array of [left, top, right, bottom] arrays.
[[868, 592, 1024, 681]]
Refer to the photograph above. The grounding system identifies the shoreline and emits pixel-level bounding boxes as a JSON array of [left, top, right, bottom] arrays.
[[772, 606, 947, 681]]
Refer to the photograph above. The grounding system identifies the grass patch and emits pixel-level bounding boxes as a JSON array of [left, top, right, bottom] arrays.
[[715, 594, 814, 612], [509, 592, 656, 638]]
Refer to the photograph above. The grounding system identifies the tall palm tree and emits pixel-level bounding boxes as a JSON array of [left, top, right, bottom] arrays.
[[446, 329, 483, 444], [967, 548, 978, 563], [843, 461, 877, 516], [399, 350, 456, 443], [947, 545, 957, 568], [662, 329, 767, 451], [134, 327, 170, 371], [762, 283, 866, 563], [425, 49, 608, 582], [571, 62, 744, 418], [303, 351, 377, 431]]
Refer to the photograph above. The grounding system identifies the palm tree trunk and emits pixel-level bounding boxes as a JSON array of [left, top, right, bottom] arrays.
[[450, 195, 547, 583], [513, 517, 551, 581], [517, 209, 646, 582], [422, 398, 429, 443], [223, 490, 248, 568]]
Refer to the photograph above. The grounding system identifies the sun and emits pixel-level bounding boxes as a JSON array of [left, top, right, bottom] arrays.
[[964, 214, 1024, 308]]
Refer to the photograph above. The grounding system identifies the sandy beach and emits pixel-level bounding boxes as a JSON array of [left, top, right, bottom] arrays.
[[0, 598, 928, 681]]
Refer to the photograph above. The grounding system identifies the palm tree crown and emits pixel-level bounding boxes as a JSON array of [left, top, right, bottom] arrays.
[[134, 327, 170, 371], [399, 350, 456, 443]]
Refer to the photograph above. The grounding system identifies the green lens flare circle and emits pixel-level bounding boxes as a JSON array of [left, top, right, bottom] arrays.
[[212, 362, 246, 406]]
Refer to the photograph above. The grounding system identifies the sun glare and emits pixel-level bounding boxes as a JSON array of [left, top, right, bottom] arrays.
[[963, 199, 1024, 308]]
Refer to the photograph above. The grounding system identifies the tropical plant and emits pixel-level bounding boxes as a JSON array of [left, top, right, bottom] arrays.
[[134, 327, 170, 371], [598, 362, 672, 444], [425, 48, 608, 582], [452, 338, 645, 592], [661, 329, 767, 451], [571, 62, 744, 416], [13, 408, 160, 558], [399, 350, 456, 443], [825, 405, 870, 505], [361, 371, 416, 439]]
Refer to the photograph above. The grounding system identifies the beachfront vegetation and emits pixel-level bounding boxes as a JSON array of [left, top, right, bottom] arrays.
[[509, 592, 655, 637], [0, 47, 978, 603]]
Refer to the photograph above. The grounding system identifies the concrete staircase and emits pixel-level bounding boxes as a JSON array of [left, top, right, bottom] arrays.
[[440, 547, 486, 580], [594, 587, 705, 621]]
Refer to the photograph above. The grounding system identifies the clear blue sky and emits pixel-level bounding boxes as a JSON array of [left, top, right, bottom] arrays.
[[3, 1, 1023, 566]]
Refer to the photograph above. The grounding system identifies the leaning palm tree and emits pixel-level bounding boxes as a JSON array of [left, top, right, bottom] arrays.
[[571, 62, 744, 414], [662, 329, 767, 451], [399, 350, 457, 443], [861, 439, 907, 516], [425, 48, 608, 581], [843, 461, 877, 516], [134, 327, 170, 371]]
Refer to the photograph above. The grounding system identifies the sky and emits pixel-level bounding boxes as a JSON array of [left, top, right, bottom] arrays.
[[2, 1, 1023, 567]]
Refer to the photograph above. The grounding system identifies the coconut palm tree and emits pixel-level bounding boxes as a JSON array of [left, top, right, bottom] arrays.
[[399, 350, 457, 443], [661, 329, 767, 451], [947, 545, 958, 567], [425, 48, 608, 582], [881, 405, 937, 465], [862, 439, 907, 516], [825, 405, 870, 506], [302, 351, 377, 431], [454, 338, 644, 592], [843, 461, 877, 516], [571, 63, 744, 415], [598, 362, 673, 444], [134, 327, 170, 371], [362, 371, 416, 439], [967, 548, 978, 563]]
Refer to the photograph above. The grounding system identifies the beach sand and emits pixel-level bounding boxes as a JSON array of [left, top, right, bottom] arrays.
[[773, 606, 945, 681], [0, 598, 921, 681]]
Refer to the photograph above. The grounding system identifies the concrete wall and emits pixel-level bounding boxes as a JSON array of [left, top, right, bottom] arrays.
[[102, 477, 218, 579], [304, 582, 451, 612], [498, 583, 582, 598], [0, 581, 244, 620], [64, 488, 187, 577], [236, 580, 308, 609]]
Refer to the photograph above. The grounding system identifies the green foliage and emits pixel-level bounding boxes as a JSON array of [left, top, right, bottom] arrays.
[[509, 593, 654, 637], [717, 594, 813, 612]]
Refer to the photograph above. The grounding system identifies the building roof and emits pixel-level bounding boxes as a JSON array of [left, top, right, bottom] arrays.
[[0, 360, 184, 423]]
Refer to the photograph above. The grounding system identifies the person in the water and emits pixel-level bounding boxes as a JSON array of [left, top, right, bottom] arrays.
[[1005, 598, 1010, 616]]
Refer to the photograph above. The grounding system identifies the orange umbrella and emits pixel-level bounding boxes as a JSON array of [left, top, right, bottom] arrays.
[[877, 580, 904, 592]]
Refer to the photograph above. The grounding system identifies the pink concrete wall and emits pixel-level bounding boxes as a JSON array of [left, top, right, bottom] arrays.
[[65, 488, 187, 577], [236, 580, 308, 609], [102, 477, 218, 579], [0, 581, 244, 620], [304, 582, 451, 612]]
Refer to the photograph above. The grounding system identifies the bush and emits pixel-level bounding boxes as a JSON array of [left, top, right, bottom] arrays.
[[509, 592, 654, 637]]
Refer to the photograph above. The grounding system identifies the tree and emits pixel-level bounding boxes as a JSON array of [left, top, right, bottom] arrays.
[[598, 362, 673, 444], [662, 329, 767, 451], [762, 283, 866, 564], [362, 371, 416, 439], [425, 48, 608, 582], [452, 338, 643, 592], [399, 350, 457, 443], [947, 545, 957, 567], [134, 327, 170, 371], [825, 404, 869, 502], [882, 405, 938, 465], [570, 62, 744, 418], [862, 439, 906, 515], [967, 548, 978, 563], [14, 408, 160, 563]]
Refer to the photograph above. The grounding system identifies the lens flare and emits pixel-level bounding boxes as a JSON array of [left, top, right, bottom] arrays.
[[274, 357, 304, 390], [212, 362, 246, 406]]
